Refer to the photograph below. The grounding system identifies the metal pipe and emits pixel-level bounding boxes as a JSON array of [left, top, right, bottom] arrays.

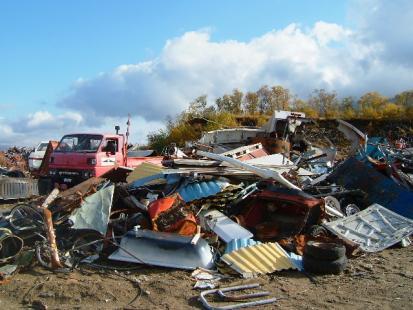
[[195, 149, 301, 190], [40, 188, 63, 269]]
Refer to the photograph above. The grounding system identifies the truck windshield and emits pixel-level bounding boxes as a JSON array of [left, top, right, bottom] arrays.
[[55, 134, 103, 153], [36, 143, 49, 152]]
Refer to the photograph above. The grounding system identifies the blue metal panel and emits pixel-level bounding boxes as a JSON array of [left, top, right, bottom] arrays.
[[225, 238, 259, 254], [362, 137, 388, 161], [178, 180, 228, 202], [287, 252, 303, 271], [328, 157, 413, 219], [128, 173, 181, 189]]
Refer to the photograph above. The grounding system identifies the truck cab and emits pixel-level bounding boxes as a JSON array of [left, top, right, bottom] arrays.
[[49, 133, 126, 187]]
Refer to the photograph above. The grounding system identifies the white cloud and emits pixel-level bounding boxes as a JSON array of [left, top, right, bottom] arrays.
[[0, 122, 23, 147], [27, 111, 54, 128], [350, 0, 413, 67], [23, 110, 83, 130], [2, 0, 413, 146], [58, 23, 361, 123], [1, 112, 162, 147], [311, 21, 351, 46]]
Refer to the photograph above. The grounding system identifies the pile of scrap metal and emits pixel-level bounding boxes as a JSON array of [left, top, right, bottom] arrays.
[[0, 146, 40, 200], [0, 146, 32, 171], [0, 113, 412, 309]]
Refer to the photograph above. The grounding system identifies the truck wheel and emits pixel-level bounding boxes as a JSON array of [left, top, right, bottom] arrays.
[[342, 203, 360, 216], [303, 255, 348, 274], [308, 225, 328, 238], [304, 241, 346, 260]]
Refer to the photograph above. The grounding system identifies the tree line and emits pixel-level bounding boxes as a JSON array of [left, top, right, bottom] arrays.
[[211, 86, 413, 119], [147, 86, 413, 153]]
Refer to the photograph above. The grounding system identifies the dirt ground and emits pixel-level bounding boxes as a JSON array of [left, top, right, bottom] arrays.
[[0, 241, 412, 310]]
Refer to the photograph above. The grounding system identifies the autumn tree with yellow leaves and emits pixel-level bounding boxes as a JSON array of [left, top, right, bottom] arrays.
[[148, 86, 413, 152]]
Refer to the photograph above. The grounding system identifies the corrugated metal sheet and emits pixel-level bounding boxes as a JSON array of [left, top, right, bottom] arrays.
[[288, 252, 303, 271], [0, 177, 39, 200], [221, 242, 296, 277], [126, 162, 164, 183], [225, 238, 260, 254], [178, 180, 229, 202]]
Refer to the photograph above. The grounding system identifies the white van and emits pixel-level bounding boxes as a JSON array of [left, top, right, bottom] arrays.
[[28, 141, 49, 171]]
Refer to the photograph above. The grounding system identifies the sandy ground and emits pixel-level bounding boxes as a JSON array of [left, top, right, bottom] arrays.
[[0, 243, 412, 309]]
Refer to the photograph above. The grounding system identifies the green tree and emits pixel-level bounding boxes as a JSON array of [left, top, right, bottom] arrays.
[[243, 91, 259, 114], [187, 95, 208, 116], [215, 89, 243, 114], [257, 85, 271, 114], [229, 89, 243, 114], [269, 86, 291, 112], [394, 90, 413, 119], [215, 94, 233, 112], [341, 96, 357, 119], [308, 89, 339, 118], [147, 129, 169, 154], [394, 90, 413, 107]]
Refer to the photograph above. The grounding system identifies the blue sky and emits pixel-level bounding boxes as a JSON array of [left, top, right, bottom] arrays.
[[0, 0, 348, 118], [0, 0, 412, 146]]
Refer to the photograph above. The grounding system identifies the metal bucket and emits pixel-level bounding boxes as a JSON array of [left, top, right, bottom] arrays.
[[0, 228, 24, 264]]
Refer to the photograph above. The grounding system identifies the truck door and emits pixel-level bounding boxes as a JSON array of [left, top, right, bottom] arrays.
[[102, 138, 122, 166]]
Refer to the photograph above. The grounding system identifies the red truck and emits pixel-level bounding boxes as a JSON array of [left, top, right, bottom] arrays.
[[48, 129, 163, 188]]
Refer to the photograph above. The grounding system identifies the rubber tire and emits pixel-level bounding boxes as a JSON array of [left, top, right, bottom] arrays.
[[6, 170, 25, 178], [304, 241, 346, 260], [308, 225, 328, 238], [303, 255, 348, 274], [341, 203, 360, 216]]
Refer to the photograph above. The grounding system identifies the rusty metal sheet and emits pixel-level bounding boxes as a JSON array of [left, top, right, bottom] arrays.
[[0, 177, 39, 200], [221, 242, 296, 278], [54, 177, 105, 212]]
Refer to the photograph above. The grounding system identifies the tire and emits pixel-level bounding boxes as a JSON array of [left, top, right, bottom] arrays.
[[304, 241, 346, 260], [6, 170, 25, 178], [341, 203, 360, 216], [308, 225, 328, 238], [303, 255, 348, 274]]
